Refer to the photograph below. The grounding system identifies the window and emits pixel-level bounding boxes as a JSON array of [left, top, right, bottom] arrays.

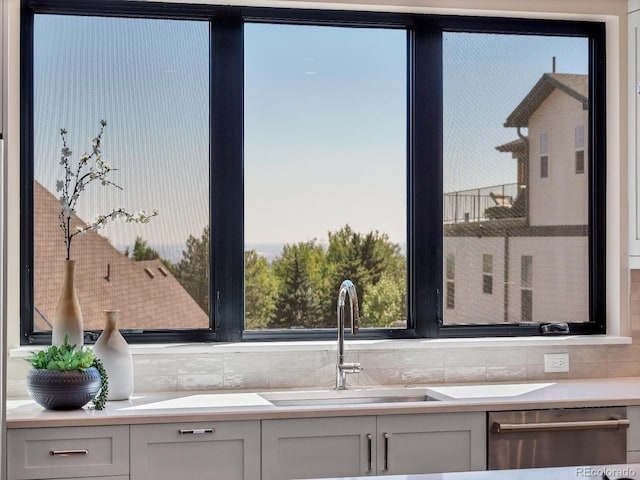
[[244, 23, 407, 330], [20, 1, 607, 344], [482, 254, 493, 295], [540, 132, 550, 178], [446, 254, 455, 309], [521, 255, 533, 322], [575, 125, 585, 174]]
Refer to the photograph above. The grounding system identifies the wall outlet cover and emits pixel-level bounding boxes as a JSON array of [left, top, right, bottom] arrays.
[[544, 353, 570, 373]]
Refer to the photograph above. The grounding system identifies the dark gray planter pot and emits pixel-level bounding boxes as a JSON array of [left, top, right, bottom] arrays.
[[26, 367, 101, 410]]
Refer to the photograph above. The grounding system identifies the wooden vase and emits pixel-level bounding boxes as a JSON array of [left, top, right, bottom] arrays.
[[52, 260, 84, 347], [93, 310, 133, 400]]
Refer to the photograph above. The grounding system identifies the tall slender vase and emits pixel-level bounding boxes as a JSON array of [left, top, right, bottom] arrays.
[[93, 310, 133, 400], [52, 260, 84, 347]]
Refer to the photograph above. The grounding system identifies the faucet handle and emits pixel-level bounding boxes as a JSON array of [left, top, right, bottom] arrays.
[[341, 362, 362, 374]]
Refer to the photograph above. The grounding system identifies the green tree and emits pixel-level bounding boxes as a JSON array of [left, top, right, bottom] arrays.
[[125, 236, 161, 261], [174, 226, 210, 314], [271, 241, 325, 328], [362, 273, 406, 327], [244, 250, 277, 330], [324, 225, 405, 328]]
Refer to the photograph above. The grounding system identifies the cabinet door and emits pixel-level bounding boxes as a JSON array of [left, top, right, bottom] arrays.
[[262, 416, 376, 480], [630, 9, 640, 263], [376, 412, 486, 475], [130, 421, 260, 480], [7, 425, 129, 480], [628, 405, 640, 461]]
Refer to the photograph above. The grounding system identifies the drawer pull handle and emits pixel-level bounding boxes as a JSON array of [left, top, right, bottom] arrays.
[[50, 449, 88, 457], [366, 433, 372, 472], [179, 428, 215, 435], [494, 419, 630, 433], [383, 432, 390, 471]]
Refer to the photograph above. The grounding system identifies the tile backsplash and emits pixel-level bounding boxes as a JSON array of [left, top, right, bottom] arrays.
[[6, 271, 640, 397]]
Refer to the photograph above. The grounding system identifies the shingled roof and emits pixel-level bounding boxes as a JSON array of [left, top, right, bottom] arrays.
[[504, 73, 588, 128], [495, 137, 527, 154], [34, 181, 209, 332]]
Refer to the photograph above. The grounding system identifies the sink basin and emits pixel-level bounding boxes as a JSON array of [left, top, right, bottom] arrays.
[[260, 389, 441, 407]]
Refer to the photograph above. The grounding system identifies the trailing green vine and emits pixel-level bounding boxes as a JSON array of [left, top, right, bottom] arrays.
[[91, 357, 109, 411]]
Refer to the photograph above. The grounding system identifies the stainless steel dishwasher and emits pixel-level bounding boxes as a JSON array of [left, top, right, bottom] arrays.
[[488, 407, 629, 469]]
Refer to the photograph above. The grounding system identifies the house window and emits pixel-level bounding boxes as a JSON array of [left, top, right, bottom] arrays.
[[30, 13, 211, 336], [540, 132, 550, 178], [575, 125, 585, 174], [446, 254, 455, 309], [482, 254, 493, 295], [441, 27, 602, 333], [521, 255, 533, 322], [244, 23, 406, 330], [20, 1, 608, 343]]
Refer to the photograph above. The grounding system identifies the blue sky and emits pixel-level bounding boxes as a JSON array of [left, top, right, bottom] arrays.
[[33, 15, 588, 254]]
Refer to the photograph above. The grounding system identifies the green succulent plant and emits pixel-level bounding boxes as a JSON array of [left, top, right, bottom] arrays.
[[25, 336, 109, 410], [26, 338, 95, 370]]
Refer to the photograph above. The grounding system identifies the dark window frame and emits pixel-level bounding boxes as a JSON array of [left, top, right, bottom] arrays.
[[20, 0, 607, 345]]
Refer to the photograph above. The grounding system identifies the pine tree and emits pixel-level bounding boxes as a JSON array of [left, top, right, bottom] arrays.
[[173, 226, 210, 314], [271, 242, 324, 328]]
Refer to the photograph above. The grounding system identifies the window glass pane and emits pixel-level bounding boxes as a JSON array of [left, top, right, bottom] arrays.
[[541, 156, 549, 178], [33, 15, 210, 333], [540, 132, 549, 154], [446, 254, 455, 280], [244, 23, 407, 330], [521, 255, 533, 288], [443, 32, 589, 325], [575, 150, 585, 174], [521, 289, 533, 322], [446, 281, 455, 309], [575, 125, 585, 149], [482, 254, 493, 273]]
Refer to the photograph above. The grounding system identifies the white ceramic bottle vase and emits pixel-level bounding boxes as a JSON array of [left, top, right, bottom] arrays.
[[93, 310, 134, 400]]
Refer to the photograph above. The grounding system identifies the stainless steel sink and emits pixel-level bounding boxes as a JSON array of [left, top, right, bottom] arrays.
[[259, 389, 442, 407]]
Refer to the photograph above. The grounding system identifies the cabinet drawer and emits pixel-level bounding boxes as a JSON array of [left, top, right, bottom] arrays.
[[130, 421, 260, 480], [8, 425, 129, 480]]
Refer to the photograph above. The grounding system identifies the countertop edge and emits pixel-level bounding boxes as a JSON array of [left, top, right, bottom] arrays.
[[8, 377, 640, 428]]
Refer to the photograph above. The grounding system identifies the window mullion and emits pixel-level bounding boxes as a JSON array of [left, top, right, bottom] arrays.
[[211, 12, 245, 342], [411, 20, 443, 338]]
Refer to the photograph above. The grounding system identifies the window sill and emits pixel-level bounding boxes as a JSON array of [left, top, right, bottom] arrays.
[[9, 335, 631, 357]]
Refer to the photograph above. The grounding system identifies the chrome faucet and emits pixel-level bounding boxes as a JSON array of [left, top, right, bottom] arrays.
[[336, 279, 361, 390]]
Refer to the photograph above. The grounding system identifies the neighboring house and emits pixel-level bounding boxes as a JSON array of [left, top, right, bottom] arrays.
[[33, 181, 208, 332], [444, 73, 589, 325]]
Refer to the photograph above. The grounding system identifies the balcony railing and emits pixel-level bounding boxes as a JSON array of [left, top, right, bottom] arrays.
[[444, 183, 520, 224]]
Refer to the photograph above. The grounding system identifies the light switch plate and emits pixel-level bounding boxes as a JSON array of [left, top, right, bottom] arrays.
[[544, 353, 569, 373]]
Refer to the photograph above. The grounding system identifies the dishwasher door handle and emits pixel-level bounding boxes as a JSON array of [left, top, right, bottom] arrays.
[[494, 418, 630, 433]]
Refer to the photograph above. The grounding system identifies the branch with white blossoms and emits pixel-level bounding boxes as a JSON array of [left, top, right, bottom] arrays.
[[56, 121, 158, 260], [75, 208, 159, 236]]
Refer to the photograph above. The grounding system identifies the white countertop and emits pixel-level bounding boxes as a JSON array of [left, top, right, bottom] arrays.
[[8, 376, 640, 428], [304, 464, 640, 479]]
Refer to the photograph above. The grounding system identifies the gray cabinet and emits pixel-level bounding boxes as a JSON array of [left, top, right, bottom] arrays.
[[628, 405, 640, 462], [630, 8, 640, 265], [376, 412, 486, 475], [262, 416, 376, 480], [7, 425, 129, 480], [261, 413, 486, 479], [130, 421, 260, 480]]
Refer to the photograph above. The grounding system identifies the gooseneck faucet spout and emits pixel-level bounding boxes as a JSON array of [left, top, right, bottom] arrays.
[[336, 279, 361, 390]]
